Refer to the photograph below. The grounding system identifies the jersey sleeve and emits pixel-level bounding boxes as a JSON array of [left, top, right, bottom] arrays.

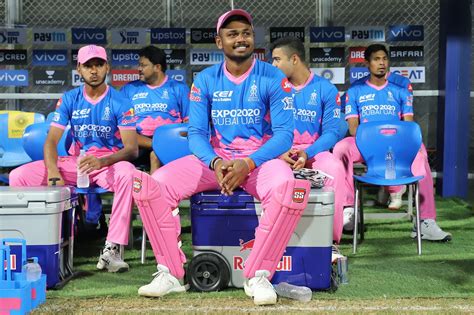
[[114, 95, 136, 130], [176, 82, 190, 121], [344, 87, 359, 120], [399, 87, 414, 118], [50, 93, 71, 129], [188, 73, 217, 167], [305, 82, 340, 158], [248, 74, 294, 167]]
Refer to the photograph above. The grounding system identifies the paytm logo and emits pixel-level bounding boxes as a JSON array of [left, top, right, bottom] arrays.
[[190, 49, 224, 65], [165, 69, 186, 83], [151, 28, 186, 44], [349, 67, 369, 83], [0, 70, 28, 86], [72, 28, 107, 44], [72, 70, 85, 86], [389, 25, 424, 41], [32, 49, 68, 66], [347, 26, 385, 42], [33, 29, 67, 44], [310, 27, 345, 42], [390, 67, 425, 83], [111, 49, 140, 66]]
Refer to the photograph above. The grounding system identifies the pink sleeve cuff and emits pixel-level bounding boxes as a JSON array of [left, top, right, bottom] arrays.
[[118, 126, 136, 130], [345, 114, 359, 120], [402, 113, 414, 117], [50, 122, 66, 130]]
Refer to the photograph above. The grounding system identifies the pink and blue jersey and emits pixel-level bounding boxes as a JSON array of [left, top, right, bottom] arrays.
[[188, 59, 294, 167], [352, 72, 413, 94], [120, 76, 189, 136], [292, 72, 342, 158], [345, 80, 413, 123], [51, 85, 136, 157]]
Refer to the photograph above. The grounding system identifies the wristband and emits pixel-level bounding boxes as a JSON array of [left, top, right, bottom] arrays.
[[209, 157, 223, 170], [243, 157, 256, 172]]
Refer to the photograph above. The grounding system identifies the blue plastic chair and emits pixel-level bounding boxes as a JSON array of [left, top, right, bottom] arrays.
[[0, 111, 45, 168], [152, 123, 191, 165], [22, 122, 73, 160], [353, 120, 424, 255]]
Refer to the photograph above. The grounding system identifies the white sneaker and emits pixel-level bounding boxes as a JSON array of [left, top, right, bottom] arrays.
[[377, 187, 390, 206], [343, 207, 355, 231], [411, 219, 452, 242], [388, 186, 407, 210], [138, 264, 188, 297], [244, 270, 277, 305], [96, 244, 129, 273]]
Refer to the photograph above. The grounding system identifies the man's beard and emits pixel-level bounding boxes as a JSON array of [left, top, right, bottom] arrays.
[[226, 50, 253, 64]]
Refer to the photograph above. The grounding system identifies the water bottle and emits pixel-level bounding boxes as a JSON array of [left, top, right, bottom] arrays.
[[77, 149, 90, 188], [274, 282, 312, 302], [337, 256, 349, 284], [24, 257, 42, 282], [385, 146, 396, 180]]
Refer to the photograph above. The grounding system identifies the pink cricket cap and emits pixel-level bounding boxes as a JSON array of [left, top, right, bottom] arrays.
[[216, 9, 253, 33], [77, 45, 107, 65]]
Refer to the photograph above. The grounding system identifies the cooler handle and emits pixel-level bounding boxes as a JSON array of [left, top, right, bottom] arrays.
[[1, 238, 27, 267], [0, 244, 12, 281]]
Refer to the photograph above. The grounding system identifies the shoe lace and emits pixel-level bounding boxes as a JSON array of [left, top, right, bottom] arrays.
[[253, 274, 272, 290]]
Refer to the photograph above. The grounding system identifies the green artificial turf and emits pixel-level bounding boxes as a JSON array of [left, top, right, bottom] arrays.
[[46, 197, 474, 301]]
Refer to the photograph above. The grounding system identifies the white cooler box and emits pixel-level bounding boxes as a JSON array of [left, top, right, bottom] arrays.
[[0, 186, 77, 288]]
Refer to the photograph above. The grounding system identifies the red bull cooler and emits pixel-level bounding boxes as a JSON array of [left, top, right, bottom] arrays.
[[187, 188, 334, 292]]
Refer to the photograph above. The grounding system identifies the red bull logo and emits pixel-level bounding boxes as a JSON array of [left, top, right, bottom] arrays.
[[281, 78, 292, 93], [239, 238, 255, 252], [123, 108, 134, 117], [233, 255, 292, 271]]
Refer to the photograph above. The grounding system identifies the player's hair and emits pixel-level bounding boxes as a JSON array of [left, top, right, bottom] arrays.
[[138, 45, 167, 72], [270, 37, 305, 62], [364, 44, 389, 61]]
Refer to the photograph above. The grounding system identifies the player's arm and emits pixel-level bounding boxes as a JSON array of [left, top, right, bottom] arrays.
[[98, 129, 138, 166], [177, 83, 190, 123], [400, 87, 414, 122], [344, 88, 360, 136], [44, 126, 65, 185], [44, 96, 71, 185], [304, 83, 340, 159], [188, 75, 219, 168], [248, 76, 294, 167], [137, 134, 152, 149]]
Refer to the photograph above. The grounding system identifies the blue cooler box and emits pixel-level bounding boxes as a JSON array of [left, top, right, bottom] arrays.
[[0, 186, 77, 288], [189, 188, 334, 291]]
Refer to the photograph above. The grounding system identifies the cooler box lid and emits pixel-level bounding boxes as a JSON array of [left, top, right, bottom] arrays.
[[192, 188, 334, 205], [0, 186, 74, 212]]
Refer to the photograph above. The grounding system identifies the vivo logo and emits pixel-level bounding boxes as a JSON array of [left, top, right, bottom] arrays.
[[32, 50, 68, 66], [0, 70, 28, 86], [310, 27, 345, 42], [72, 28, 107, 44], [389, 25, 424, 41]]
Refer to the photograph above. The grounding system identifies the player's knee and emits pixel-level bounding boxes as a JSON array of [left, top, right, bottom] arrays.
[[9, 167, 25, 186]]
